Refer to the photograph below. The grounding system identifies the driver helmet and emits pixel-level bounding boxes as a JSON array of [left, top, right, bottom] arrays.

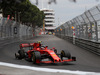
[[37, 41, 42, 43]]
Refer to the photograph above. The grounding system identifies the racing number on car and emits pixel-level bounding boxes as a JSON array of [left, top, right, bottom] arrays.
[[50, 52, 56, 57], [53, 54, 56, 56]]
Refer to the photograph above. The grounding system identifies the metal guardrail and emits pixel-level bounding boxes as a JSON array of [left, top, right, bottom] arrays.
[[55, 34, 100, 55], [55, 4, 100, 55], [75, 38, 100, 55]]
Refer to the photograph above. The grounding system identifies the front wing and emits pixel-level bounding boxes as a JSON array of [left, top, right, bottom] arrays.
[[40, 57, 76, 64]]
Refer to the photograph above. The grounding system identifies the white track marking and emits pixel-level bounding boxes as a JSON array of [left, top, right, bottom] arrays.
[[0, 62, 100, 75]]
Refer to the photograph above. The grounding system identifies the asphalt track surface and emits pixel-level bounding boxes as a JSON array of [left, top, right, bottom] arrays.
[[0, 35, 100, 73]]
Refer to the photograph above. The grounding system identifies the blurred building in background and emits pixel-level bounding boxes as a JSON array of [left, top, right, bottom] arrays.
[[41, 8, 56, 34]]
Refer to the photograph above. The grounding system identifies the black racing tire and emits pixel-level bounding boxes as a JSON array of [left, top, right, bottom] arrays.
[[18, 50, 25, 59], [31, 51, 41, 64], [61, 50, 71, 60]]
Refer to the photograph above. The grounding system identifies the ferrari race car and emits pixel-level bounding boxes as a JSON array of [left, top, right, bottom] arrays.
[[15, 41, 76, 64]]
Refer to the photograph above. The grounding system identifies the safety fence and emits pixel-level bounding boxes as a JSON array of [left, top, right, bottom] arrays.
[[55, 4, 100, 55], [0, 17, 34, 40]]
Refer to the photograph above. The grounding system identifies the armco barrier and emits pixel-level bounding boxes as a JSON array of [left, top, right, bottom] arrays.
[[75, 38, 100, 55], [55, 34, 100, 56]]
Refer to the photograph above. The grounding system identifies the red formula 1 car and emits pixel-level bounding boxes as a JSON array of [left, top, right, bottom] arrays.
[[15, 42, 76, 64]]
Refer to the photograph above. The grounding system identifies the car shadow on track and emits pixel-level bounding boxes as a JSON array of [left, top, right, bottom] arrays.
[[13, 58, 76, 67], [33, 62, 76, 67]]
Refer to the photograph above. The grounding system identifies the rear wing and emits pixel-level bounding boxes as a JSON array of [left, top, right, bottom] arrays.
[[20, 43, 41, 49], [20, 43, 34, 49]]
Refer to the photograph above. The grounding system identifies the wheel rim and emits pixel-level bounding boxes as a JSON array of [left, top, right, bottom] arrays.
[[32, 53, 36, 63]]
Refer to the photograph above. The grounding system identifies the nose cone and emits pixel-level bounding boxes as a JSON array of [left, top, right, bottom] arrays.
[[54, 58, 62, 63]]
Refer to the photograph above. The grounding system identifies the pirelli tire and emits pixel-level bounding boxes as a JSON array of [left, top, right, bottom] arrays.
[[61, 50, 71, 60], [15, 50, 25, 59], [31, 51, 41, 64]]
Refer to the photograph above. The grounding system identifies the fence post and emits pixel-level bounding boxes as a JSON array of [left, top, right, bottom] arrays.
[[86, 24, 88, 39], [90, 22, 93, 40], [72, 26, 75, 44], [95, 21, 98, 41]]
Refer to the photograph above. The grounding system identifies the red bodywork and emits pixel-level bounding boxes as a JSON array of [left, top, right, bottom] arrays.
[[20, 43, 76, 64]]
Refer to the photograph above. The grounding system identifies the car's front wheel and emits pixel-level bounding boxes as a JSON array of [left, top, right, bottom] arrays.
[[61, 50, 71, 60]]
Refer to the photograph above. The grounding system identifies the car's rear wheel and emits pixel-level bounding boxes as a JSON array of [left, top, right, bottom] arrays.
[[61, 50, 71, 60], [31, 51, 41, 64], [17, 49, 25, 59]]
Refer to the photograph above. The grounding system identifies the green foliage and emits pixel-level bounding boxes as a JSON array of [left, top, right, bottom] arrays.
[[0, 0, 44, 27]]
